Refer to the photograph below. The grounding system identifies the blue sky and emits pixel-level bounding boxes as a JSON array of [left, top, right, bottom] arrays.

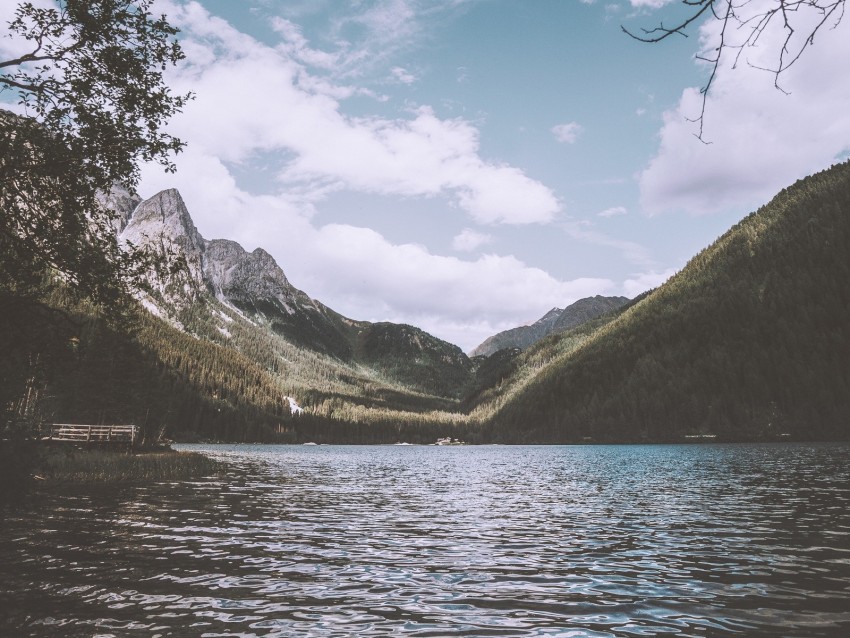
[[4, 0, 849, 351]]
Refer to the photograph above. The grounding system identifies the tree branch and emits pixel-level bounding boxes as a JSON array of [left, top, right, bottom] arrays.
[[623, 0, 846, 139]]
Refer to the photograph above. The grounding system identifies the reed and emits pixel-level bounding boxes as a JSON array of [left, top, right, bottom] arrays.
[[38, 447, 221, 484]]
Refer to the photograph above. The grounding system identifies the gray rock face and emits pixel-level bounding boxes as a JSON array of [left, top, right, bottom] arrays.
[[470, 295, 630, 357], [97, 184, 141, 235], [120, 189, 207, 303], [124, 188, 203, 251], [203, 239, 321, 316], [109, 186, 478, 395], [120, 190, 303, 310], [117, 188, 349, 353]]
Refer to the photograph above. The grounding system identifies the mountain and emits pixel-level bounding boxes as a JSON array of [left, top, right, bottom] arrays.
[[8, 159, 850, 445], [5, 184, 483, 444], [551, 295, 631, 333], [486, 161, 850, 443], [470, 296, 629, 357], [116, 188, 474, 403]]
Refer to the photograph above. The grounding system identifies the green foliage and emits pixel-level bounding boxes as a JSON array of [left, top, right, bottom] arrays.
[[489, 161, 850, 442], [38, 447, 221, 484], [462, 300, 637, 425], [177, 295, 466, 415], [1, 281, 478, 444], [353, 323, 474, 399], [1, 289, 297, 445], [9, 152, 849, 447], [1, 0, 191, 466], [1, 0, 189, 307]]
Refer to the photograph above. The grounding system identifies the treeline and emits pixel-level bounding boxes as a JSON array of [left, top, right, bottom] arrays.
[[1, 288, 295, 444], [487, 161, 850, 442], [173, 295, 472, 420], [2, 281, 477, 444], [289, 411, 485, 444]]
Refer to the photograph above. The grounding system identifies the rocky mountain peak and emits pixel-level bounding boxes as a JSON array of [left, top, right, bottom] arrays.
[[124, 189, 202, 247], [119, 189, 207, 307], [106, 186, 476, 390], [117, 189, 327, 334], [535, 307, 564, 327], [203, 239, 299, 306], [97, 184, 141, 235], [248, 247, 292, 287]]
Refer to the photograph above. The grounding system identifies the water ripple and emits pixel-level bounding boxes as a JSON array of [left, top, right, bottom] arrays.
[[2, 443, 850, 636]]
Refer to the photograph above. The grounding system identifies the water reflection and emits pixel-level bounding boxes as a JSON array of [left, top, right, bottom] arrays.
[[2, 443, 850, 636]]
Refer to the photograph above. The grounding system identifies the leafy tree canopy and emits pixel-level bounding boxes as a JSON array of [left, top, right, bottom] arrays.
[[0, 0, 191, 306]]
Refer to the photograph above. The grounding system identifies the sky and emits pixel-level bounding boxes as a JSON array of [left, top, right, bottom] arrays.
[[3, 1, 850, 352]]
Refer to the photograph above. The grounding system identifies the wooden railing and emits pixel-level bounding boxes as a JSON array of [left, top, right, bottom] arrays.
[[45, 424, 138, 445]]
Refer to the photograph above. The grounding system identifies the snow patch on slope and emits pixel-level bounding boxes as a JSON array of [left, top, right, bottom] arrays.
[[285, 396, 304, 415]]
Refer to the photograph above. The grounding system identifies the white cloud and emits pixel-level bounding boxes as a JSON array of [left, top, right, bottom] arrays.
[[621, 268, 677, 298], [277, 104, 560, 224], [561, 221, 656, 269], [639, 3, 850, 215], [133, 1, 587, 351], [345, 0, 417, 43], [391, 66, 417, 84], [598, 206, 627, 218], [552, 121, 583, 144], [271, 17, 340, 70], [152, 2, 559, 225], [628, 0, 675, 8], [452, 228, 493, 252], [318, 0, 470, 78], [300, 224, 612, 350]]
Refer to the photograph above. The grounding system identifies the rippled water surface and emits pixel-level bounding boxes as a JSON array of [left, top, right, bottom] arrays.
[[3, 443, 850, 637]]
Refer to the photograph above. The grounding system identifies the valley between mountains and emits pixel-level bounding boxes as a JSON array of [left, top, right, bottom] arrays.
[[6, 162, 850, 444]]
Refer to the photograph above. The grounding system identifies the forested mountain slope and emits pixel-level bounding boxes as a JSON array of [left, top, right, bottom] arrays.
[[1, 290, 296, 443], [7, 159, 849, 445], [487, 161, 850, 442], [117, 188, 476, 402], [4, 185, 477, 443]]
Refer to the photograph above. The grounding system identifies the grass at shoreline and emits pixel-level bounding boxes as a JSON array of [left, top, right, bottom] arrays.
[[38, 446, 222, 484]]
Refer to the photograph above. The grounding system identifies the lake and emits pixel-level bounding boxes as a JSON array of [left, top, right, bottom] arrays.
[[2, 443, 850, 636]]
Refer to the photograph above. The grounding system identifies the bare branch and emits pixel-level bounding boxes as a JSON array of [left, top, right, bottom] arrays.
[[624, 0, 846, 138]]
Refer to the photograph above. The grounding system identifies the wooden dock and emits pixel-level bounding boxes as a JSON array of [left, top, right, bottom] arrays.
[[44, 424, 139, 446]]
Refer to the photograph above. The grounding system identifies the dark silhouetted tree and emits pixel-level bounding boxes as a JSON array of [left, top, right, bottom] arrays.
[[1, 0, 191, 306]]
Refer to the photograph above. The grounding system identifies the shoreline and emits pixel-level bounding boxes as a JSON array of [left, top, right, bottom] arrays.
[[34, 446, 222, 486]]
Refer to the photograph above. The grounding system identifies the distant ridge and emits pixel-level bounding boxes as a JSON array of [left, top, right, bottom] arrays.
[[470, 295, 629, 357]]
